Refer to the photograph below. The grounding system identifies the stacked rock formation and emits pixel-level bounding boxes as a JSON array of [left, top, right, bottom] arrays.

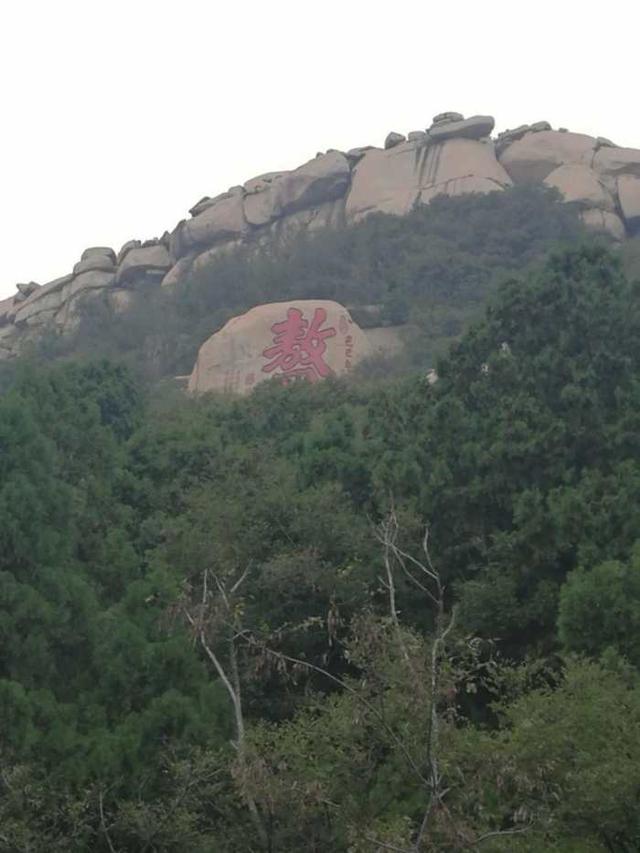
[[2, 112, 639, 360]]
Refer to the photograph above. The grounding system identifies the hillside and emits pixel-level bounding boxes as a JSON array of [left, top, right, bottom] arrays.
[[2, 243, 640, 851], [2, 108, 640, 852], [2, 110, 640, 372]]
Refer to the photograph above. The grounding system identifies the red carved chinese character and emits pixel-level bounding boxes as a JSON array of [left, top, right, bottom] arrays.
[[262, 307, 336, 382]]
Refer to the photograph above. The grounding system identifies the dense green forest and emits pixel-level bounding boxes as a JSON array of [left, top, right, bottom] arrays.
[[2, 188, 640, 851]]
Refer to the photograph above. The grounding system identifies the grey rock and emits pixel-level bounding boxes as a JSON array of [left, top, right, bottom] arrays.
[[117, 240, 141, 266], [16, 281, 40, 297], [385, 132, 406, 150], [116, 244, 172, 286], [429, 115, 495, 142], [432, 111, 464, 125], [81, 246, 116, 263], [530, 121, 552, 133]]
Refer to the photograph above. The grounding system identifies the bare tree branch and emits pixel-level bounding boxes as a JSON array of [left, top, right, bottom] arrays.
[[182, 567, 268, 850], [98, 788, 117, 853]]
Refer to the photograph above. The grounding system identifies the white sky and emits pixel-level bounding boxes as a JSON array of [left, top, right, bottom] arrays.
[[1, 0, 638, 298]]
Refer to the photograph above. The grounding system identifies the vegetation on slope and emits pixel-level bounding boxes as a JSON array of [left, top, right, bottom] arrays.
[[35, 185, 586, 382], [1, 242, 640, 850]]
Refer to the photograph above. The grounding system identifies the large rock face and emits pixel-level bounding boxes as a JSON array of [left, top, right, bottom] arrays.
[[498, 131, 597, 183], [345, 137, 512, 220], [2, 110, 640, 360], [188, 300, 371, 395]]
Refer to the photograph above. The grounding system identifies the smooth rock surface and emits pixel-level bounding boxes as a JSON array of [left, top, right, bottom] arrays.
[[346, 137, 511, 220], [16, 281, 40, 297], [428, 115, 495, 142], [385, 132, 406, 149], [189, 299, 371, 395], [543, 164, 615, 210], [617, 174, 640, 228], [499, 130, 597, 183], [580, 209, 626, 240], [594, 145, 640, 178], [432, 111, 463, 125], [177, 189, 248, 253], [81, 246, 116, 263], [116, 244, 172, 285], [244, 151, 350, 227]]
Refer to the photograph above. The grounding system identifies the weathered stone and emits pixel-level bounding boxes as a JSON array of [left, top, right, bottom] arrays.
[[67, 270, 115, 300], [0, 295, 15, 324], [420, 175, 506, 204], [244, 185, 277, 227], [25, 309, 59, 327], [161, 255, 195, 289], [432, 112, 463, 125], [188, 299, 371, 395], [74, 247, 116, 274], [177, 191, 248, 252], [385, 132, 406, 149], [11, 274, 72, 324], [189, 196, 215, 217], [345, 146, 375, 164], [186, 187, 244, 220], [530, 121, 552, 133], [244, 172, 287, 194], [543, 164, 615, 210], [407, 131, 427, 142], [0, 322, 19, 350], [116, 244, 172, 285], [108, 289, 135, 313], [16, 281, 40, 297], [266, 198, 345, 240], [580, 209, 626, 241], [191, 240, 244, 275], [499, 130, 597, 183], [593, 145, 640, 178], [346, 137, 511, 220], [497, 125, 532, 146], [117, 240, 141, 265], [244, 151, 350, 227], [428, 115, 495, 142], [345, 141, 422, 219], [81, 246, 116, 263], [617, 174, 640, 228]]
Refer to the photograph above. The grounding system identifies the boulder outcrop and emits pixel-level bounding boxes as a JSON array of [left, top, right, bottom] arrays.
[[498, 130, 597, 183], [2, 111, 640, 360], [617, 174, 640, 230], [428, 115, 495, 142], [116, 243, 172, 285], [543, 164, 615, 211], [346, 137, 511, 220], [188, 300, 371, 395]]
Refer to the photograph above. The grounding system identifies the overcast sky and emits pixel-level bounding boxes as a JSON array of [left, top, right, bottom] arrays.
[[1, 0, 638, 299]]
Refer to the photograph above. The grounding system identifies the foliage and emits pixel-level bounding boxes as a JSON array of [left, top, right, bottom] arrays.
[[51, 185, 585, 381], [1, 236, 640, 850]]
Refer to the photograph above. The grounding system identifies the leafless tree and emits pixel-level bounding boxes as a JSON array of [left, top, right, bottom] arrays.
[[181, 566, 268, 850]]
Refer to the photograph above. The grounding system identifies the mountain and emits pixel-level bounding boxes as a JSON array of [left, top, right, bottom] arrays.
[[2, 111, 639, 367]]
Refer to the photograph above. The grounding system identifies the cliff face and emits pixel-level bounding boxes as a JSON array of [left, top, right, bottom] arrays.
[[2, 112, 639, 360]]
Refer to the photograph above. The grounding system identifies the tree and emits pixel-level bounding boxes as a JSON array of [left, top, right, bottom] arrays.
[[558, 546, 640, 666]]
